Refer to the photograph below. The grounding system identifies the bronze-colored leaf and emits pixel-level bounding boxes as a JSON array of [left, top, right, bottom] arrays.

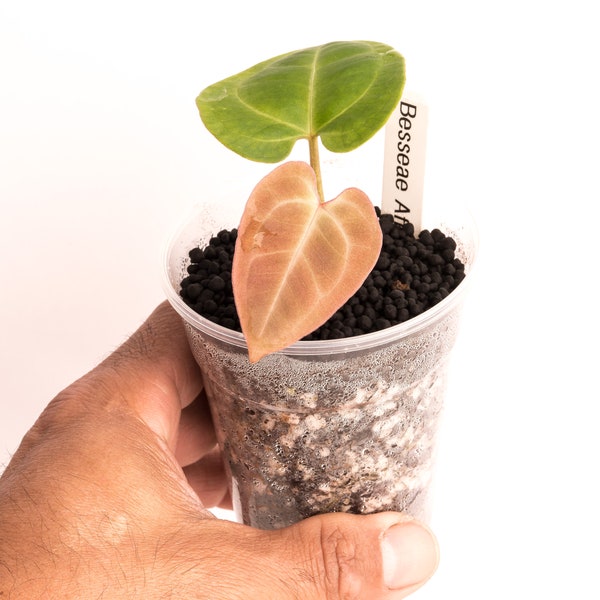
[[232, 161, 382, 362]]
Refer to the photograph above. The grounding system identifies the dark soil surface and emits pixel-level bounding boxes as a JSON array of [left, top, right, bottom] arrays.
[[179, 208, 466, 340]]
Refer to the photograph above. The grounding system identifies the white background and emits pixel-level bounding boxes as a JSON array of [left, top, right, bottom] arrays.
[[1, 1, 598, 598]]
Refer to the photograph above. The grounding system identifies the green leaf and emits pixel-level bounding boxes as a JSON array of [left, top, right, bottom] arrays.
[[196, 41, 405, 163]]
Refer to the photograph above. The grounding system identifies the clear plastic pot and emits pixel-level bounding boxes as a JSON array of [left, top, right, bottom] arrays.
[[163, 201, 477, 529]]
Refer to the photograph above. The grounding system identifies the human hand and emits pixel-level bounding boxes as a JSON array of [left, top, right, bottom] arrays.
[[0, 302, 438, 599]]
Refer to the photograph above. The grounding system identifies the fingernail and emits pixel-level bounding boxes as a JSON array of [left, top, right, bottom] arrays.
[[380, 521, 439, 590]]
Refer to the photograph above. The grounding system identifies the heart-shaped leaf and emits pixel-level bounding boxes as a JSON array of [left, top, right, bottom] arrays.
[[232, 161, 382, 362], [197, 41, 405, 163]]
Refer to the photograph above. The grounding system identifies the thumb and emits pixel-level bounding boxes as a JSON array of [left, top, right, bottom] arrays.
[[275, 512, 439, 599], [192, 511, 438, 599]]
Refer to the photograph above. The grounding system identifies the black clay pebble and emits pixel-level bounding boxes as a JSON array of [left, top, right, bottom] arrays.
[[179, 208, 466, 340]]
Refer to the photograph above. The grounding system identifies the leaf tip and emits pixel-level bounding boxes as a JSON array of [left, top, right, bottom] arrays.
[[247, 347, 268, 364]]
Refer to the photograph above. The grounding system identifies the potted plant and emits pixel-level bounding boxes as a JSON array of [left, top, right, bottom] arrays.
[[163, 40, 477, 530]]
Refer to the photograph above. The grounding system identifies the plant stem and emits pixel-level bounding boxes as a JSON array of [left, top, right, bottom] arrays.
[[308, 136, 325, 203]]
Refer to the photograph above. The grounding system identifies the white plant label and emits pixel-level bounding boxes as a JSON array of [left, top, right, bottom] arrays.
[[381, 91, 429, 232]]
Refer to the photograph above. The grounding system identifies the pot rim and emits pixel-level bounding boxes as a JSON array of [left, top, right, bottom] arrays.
[[162, 202, 479, 356]]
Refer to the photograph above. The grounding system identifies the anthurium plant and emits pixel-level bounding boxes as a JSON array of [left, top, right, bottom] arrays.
[[196, 41, 406, 362]]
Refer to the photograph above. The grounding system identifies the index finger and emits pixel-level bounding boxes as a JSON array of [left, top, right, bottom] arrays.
[[98, 301, 204, 450]]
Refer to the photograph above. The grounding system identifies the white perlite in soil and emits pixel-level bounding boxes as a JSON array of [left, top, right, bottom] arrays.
[[185, 304, 461, 530]]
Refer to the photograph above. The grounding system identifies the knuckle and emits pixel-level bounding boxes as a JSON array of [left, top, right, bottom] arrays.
[[314, 522, 362, 600]]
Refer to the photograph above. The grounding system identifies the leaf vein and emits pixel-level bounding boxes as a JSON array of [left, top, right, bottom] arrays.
[[316, 53, 383, 131], [233, 91, 307, 137]]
